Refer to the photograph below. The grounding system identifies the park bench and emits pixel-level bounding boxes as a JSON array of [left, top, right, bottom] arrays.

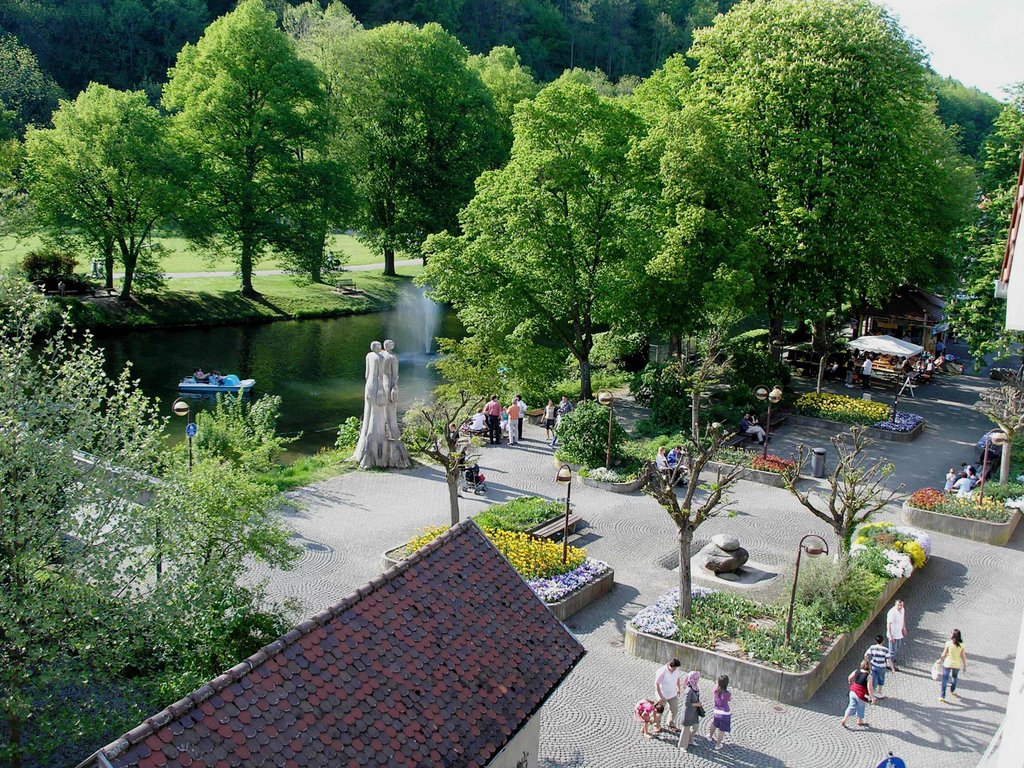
[[526, 407, 546, 425], [530, 513, 582, 541], [333, 278, 363, 296]]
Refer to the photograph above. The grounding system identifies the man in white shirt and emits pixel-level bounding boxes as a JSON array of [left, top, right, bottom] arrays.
[[953, 475, 973, 497], [514, 395, 527, 442], [654, 658, 683, 730], [886, 599, 906, 671], [862, 356, 873, 389]]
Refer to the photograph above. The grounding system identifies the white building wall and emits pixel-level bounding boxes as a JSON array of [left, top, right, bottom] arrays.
[[1006, 249, 1024, 331], [485, 711, 541, 768]]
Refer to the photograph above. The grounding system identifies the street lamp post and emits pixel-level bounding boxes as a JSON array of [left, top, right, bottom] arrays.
[[754, 386, 783, 459], [556, 463, 573, 564], [979, 430, 1007, 502], [785, 534, 829, 647], [597, 390, 615, 469], [172, 398, 194, 471]]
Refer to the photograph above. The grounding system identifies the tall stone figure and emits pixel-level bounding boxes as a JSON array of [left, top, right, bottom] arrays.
[[381, 339, 409, 467], [352, 340, 409, 469]]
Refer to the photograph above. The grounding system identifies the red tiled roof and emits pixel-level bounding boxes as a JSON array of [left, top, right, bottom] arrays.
[[77, 521, 585, 768]]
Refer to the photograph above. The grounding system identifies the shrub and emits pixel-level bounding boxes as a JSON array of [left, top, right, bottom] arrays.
[[794, 392, 890, 424], [193, 394, 295, 473], [474, 496, 563, 532], [557, 399, 627, 467], [794, 555, 886, 630], [983, 481, 1024, 503], [21, 249, 78, 282], [727, 338, 792, 390], [335, 416, 361, 450], [589, 330, 648, 372]]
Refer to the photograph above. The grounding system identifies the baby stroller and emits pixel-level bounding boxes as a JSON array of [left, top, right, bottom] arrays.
[[459, 463, 488, 496]]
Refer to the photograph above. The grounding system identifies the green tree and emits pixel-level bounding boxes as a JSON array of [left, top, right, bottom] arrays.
[[336, 22, 502, 276], [686, 0, 974, 371], [928, 72, 1003, 159], [468, 45, 539, 158], [948, 86, 1024, 366], [162, 0, 327, 296], [421, 79, 644, 399], [0, 274, 164, 768], [0, 34, 61, 136], [23, 84, 179, 297]]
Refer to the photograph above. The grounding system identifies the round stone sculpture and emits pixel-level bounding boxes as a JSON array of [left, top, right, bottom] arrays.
[[700, 539, 749, 574]]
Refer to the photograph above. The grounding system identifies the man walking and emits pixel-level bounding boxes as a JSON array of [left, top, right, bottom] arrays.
[[886, 599, 907, 671], [655, 658, 683, 731], [506, 399, 520, 446], [862, 355, 873, 390], [484, 395, 503, 445], [865, 634, 894, 699], [514, 395, 526, 442]]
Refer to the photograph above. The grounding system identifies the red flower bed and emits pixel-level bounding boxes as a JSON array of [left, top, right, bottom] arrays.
[[907, 488, 945, 511], [751, 454, 797, 475]]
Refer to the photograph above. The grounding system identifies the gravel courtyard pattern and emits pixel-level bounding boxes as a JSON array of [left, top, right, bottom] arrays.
[[261, 373, 1021, 768]]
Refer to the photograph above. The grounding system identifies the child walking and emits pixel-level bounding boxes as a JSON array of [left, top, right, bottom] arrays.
[[634, 699, 664, 738], [707, 675, 732, 751]]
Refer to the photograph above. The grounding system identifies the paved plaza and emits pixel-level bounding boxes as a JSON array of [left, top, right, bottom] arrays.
[[263, 368, 1022, 768]]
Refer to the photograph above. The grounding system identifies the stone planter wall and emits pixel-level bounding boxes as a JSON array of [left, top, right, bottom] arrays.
[[788, 413, 924, 443], [581, 476, 644, 494], [624, 576, 906, 704], [705, 460, 787, 489], [547, 568, 615, 621], [902, 502, 1021, 546]]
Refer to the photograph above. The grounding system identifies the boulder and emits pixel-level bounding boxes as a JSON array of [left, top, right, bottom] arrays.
[[711, 534, 740, 552], [700, 541, 749, 574]]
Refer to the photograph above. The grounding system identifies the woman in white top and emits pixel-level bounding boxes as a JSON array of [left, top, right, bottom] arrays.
[[656, 446, 669, 473]]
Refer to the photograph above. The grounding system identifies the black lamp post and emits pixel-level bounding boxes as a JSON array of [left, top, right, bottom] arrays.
[[172, 398, 194, 471], [556, 463, 573, 564], [597, 390, 615, 469], [754, 386, 783, 459], [785, 534, 829, 647]]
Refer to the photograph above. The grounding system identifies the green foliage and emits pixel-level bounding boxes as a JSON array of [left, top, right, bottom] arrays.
[[794, 555, 887, 629], [727, 336, 791, 391], [983, 481, 1024, 503], [193, 394, 296, 473], [258, 448, 353, 492], [631, 361, 691, 429], [473, 496, 563, 532], [0, 33, 61, 135], [24, 83, 179, 298], [928, 72, 1002, 159], [468, 45, 539, 158], [589, 330, 648, 372], [335, 416, 362, 450], [556, 399, 628, 467], [20, 247, 76, 281]]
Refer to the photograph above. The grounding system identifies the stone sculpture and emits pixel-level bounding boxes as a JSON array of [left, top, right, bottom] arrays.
[[352, 340, 409, 469], [699, 534, 749, 575]]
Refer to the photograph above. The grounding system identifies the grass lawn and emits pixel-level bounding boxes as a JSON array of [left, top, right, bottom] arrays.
[[0, 232, 390, 274], [61, 268, 422, 329]]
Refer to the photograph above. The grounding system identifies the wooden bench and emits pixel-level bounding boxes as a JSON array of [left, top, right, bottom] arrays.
[[531, 513, 582, 541], [526, 407, 546, 425], [333, 278, 363, 296]]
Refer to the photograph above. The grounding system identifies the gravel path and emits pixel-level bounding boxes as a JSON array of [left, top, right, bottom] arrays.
[[263, 371, 1020, 768]]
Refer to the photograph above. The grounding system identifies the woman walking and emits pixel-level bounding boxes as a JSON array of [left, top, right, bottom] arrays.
[[678, 671, 702, 751], [840, 659, 875, 729], [544, 399, 557, 442], [706, 675, 732, 751], [938, 629, 967, 703]]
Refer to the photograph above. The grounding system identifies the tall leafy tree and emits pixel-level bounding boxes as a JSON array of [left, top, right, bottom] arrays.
[[420, 79, 644, 399], [468, 45, 539, 159], [336, 22, 502, 276], [0, 34, 60, 136], [163, 0, 326, 296], [686, 0, 974, 372], [928, 72, 1003, 160], [23, 84, 178, 298]]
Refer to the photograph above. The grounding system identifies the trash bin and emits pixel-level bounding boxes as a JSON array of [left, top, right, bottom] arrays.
[[811, 448, 826, 478]]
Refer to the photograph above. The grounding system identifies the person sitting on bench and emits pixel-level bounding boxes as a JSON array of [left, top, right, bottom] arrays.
[[740, 413, 766, 444], [467, 408, 487, 434]]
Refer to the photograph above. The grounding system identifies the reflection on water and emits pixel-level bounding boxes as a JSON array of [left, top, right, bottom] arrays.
[[98, 288, 461, 457]]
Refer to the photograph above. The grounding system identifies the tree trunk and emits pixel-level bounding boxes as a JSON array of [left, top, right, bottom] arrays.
[[104, 240, 115, 292], [240, 237, 257, 297], [690, 389, 700, 439], [118, 240, 136, 301], [7, 709, 21, 768], [579, 357, 592, 401], [447, 466, 461, 526], [383, 245, 396, 277], [677, 527, 694, 620], [768, 314, 784, 362], [1000, 442, 1012, 486], [812, 319, 828, 395]]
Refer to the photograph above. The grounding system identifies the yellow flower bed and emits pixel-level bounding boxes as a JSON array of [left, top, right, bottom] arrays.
[[794, 392, 889, 424], [404, 525, 586, 580]]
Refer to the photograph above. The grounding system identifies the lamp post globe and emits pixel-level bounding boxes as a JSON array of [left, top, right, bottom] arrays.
[[556, 464, 573, 563]]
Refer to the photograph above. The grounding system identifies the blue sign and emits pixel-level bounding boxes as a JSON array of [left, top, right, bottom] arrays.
[[185, 422, 197, 438], [874, 756, 906, 768]]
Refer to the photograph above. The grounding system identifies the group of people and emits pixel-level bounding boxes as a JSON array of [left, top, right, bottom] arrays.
[[831, 350, 949, 391], [841, 599, 967, 729], [636, 660, 733, 752], [653, 444, 692, 482], [464, 395, 576, 448], [192, 368, 224, 385]]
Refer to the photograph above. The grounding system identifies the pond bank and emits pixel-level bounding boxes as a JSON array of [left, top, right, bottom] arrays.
[[59, 271, 418, 331]]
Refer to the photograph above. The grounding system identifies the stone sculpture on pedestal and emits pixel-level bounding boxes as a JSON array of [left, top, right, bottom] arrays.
[[699, 534, 749, 575], [352, 340, 409, 469]]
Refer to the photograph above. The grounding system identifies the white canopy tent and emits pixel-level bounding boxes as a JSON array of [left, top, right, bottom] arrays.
[[848, 334, 923, 358]]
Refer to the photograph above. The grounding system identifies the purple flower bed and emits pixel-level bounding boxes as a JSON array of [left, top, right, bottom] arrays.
[[528, 558, 610, 603], [873, 411, 923, 433], [627, 586, 716, 638]]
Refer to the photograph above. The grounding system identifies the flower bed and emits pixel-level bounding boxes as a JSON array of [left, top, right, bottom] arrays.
[[707, 448, 795, 488], [851, 522, 931, 576], [579, 465, 645, 493], [473, 496, 565, 533], [872, 411, 924, 433], [396, 523, 613, 613], [794, 392, 890, 424], [903, 488, 1022, 545]]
